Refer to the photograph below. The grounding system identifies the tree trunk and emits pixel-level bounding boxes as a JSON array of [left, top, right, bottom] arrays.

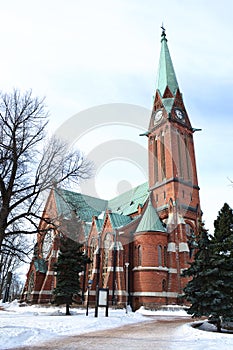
[[216, 317, 222, 332], [66, 303, 71, 315]]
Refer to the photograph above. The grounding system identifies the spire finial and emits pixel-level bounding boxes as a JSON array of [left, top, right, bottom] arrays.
[[148, 189, 153, 204], [161, 23, 167, 42]]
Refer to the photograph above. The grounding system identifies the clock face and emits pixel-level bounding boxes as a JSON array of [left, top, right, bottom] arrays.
[[174, 108, 184, 121], [153, 110, 163, 124], [42, 230, 53, 258]]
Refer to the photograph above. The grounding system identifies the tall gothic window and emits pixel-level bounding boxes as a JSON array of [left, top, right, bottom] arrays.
[[164, 246, 167, 267], [177, 133, 183, 178], [102, 233, 113, 284], [160, 132, 166, 179], [158, 245, 162, 266], [162, 279, 167, 291], [154, 137, 158, 182], [138, 245, 142, 266], [186, 224, 195, 258], [88, 238, 96, 279], [184, 136, 191, 180]]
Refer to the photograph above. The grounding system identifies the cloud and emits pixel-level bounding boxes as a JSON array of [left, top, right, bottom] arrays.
[[0, 0, 232, 232]]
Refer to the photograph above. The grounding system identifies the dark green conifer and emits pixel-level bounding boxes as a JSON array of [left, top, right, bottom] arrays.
[[183, 222, 215, 319], [53, 236, 90, 315], [213, 203, 233, 253], [183, 204, 233, 332]]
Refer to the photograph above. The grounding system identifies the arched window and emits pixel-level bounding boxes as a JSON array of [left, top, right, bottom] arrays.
[[154, 137, 158, 182], [88, 238, 96, 279], [177, 132, 183, 178], [162, 279, 167, 291], [158, 245, 162, 266], [102, 233, 113, 284], [160, 132, 166, 179], [164, 246, 167, 267], [186, 224, 195, 258], [138, 245, 142, 266], [184, 136, 191, 180]]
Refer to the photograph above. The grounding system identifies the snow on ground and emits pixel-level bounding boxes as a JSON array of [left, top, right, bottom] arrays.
[[136, 304, 188, 316], [0, 301, 233, 349], [0, 300, 149, 349]]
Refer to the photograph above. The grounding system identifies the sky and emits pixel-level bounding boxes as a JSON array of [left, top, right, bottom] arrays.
[[1, 301, 233, 349], [0, 0, 233, 232]]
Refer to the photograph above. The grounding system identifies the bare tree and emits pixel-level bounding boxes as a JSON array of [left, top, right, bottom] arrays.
[[0, 235, 30, 297], [9, 273, 24, 300], [0, 89, 92, 260]]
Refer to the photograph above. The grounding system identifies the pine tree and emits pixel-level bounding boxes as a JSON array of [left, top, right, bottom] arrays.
[[183, 205, 233, 332], [209, 203, 233, 329], [183, 222, 216, 320], [53, 236, 90, 315], [213, 203, 233, 253]]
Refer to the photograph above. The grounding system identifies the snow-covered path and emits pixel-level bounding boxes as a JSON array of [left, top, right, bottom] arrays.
[[7, 316, 233, 350], [1, 301, 233, 350], [0, 301, 151, 349]]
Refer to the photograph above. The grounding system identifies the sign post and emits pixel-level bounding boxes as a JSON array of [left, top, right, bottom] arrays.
[[86, 279, 93, 316], [95, 288, 109, 317]]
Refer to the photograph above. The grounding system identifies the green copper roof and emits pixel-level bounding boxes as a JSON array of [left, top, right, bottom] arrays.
[[54, 189, 108, 222], [34, 258, 47, 273], [53, 182, 148, 233], [109, 212, 132, 229], [108, 182, 148, 216], [162, 97, 175, 114], [156, 29, 179, 97], [135, 198, 166, 233]]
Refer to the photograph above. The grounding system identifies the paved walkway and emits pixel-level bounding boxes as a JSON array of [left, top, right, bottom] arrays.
[[11, 316, 197, 350]]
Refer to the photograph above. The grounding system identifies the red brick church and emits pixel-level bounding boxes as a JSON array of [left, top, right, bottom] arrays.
[[22, 28, 201, 310]]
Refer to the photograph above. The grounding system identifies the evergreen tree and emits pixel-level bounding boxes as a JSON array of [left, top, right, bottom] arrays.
[[213, 203, 233, 253], [53, 236, 90, 315], [183, 222, 216, 319], [209, 203, 233, 329], [183, 205, 233, 332]]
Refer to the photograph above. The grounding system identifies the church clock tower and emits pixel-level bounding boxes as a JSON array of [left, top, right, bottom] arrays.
[[148, 28, 201, 291]]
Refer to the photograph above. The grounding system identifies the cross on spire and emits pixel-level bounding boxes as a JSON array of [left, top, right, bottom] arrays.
[[156, 25, 178, 96], [161, 23, 166, 39]]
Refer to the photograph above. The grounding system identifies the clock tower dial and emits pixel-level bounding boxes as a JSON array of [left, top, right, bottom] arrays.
[[174, 108, 185, 122], [153, 109, 163, 125]]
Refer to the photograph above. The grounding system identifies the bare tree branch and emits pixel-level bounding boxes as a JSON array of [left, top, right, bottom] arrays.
[[0, 89, 92, 262]]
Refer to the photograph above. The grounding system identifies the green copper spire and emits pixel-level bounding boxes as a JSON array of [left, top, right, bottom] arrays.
[[135, 196, 166, 233], [156, 27, 179, 97]]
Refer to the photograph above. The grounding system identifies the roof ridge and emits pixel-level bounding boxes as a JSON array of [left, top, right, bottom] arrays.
[[109, 181, 148, 202]]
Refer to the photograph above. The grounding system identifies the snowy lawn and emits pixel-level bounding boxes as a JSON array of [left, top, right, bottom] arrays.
[[1, 301, 233, 349], [0, 300, 149, 349]]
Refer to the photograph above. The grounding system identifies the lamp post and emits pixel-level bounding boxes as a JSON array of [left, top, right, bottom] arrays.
[[112, 230, 117, 305], [86, 279, 93, 316], [95, 233, 101, 318], [125, 262, 129, 313]]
